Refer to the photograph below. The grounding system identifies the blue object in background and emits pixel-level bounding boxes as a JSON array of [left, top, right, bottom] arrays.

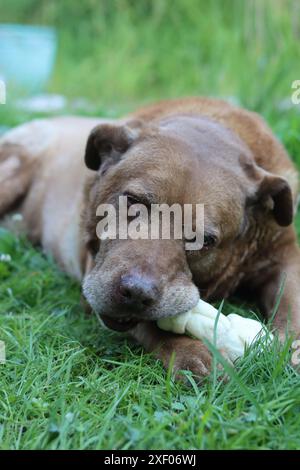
[[0, 24, 57, 94]]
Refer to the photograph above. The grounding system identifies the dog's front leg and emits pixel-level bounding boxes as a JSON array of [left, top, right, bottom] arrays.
[[129, 321, 212, 381], [258, 242, 300, 340]]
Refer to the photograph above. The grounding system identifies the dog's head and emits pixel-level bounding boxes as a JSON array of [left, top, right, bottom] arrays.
[[81, 114, 293, 331]]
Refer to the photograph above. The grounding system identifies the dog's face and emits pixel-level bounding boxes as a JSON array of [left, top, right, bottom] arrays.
[[82, 115, 293, 331]]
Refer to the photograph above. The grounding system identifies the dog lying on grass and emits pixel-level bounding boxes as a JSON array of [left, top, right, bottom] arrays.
[[0, 97, 299, 379]]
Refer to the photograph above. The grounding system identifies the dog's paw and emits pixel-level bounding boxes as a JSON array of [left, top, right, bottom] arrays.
[[161, 336, 213, 383]]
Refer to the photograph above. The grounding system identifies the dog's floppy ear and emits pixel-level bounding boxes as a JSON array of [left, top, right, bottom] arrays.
[[254, 172, 293, 226], [84, 121, 142, 172]]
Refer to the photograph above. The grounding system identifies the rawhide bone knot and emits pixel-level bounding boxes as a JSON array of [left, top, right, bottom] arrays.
[[157, 298, 273, 363]]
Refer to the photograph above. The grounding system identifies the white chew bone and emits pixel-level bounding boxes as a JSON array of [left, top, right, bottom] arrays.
[[157, 299, 273, 363]]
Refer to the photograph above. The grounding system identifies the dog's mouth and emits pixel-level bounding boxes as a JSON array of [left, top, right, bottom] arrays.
[[100, 314, 139, 332]]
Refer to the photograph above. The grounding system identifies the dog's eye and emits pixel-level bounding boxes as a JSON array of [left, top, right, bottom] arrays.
[[126, 194, 141, 206], [123, 191, 153, 208], [87, 238, 99, 256], [185, 233, 217, 251], [122, 193, 143, 221], [203, 233, 217, 248]]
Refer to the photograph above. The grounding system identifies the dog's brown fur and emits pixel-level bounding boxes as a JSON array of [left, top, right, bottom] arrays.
[[1, 98, 299, 379]]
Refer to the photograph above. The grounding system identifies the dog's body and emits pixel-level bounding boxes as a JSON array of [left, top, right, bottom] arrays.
[[1, 97, 300, 378]]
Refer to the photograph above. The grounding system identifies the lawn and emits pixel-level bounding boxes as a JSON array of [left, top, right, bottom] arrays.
[[1, 0, 300, 451]]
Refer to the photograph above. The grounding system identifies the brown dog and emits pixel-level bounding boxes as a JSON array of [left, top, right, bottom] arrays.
[[1, 97, 299, 379]]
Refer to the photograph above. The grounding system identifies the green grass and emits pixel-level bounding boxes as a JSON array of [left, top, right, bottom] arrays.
[[1, 0, 300, 451]]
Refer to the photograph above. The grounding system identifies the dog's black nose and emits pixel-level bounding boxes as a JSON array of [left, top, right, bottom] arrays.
[[117, 272, 159, 309]]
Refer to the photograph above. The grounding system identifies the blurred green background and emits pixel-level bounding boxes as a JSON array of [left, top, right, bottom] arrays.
[[1, 0, 299, 114]]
